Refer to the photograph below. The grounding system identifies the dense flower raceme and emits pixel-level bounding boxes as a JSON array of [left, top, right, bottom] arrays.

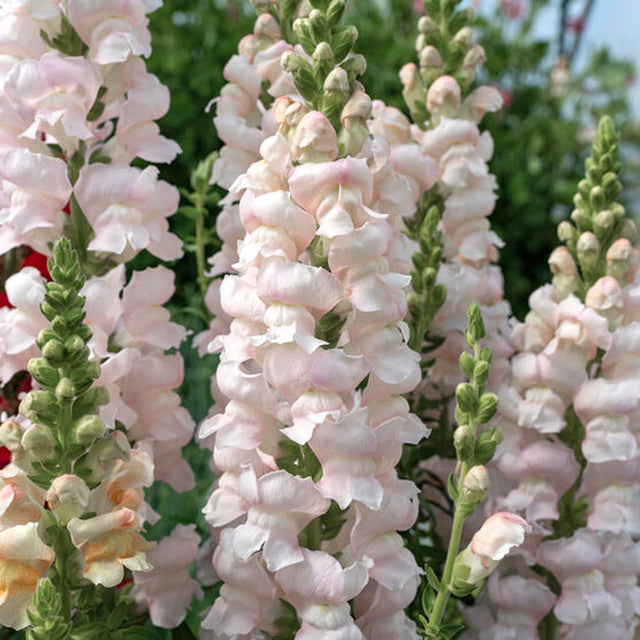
[[0, 0, 196, 629], [197, 24, 432, 630], [472, 128, 640, 637]]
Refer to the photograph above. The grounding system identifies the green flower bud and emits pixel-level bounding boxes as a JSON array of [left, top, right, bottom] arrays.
[[341, 54, 367, 78], [474, 426, 504, 465], [326, 0, 346, 28], [55, 378, 74, 399], [313, 41, 334, 63], [462, 44, 486, 69], [418, 15, 438, 36], [20, 390, 58, 422], [557, 220, 577, 245], [570, 207, 591, 230], [21, 423, 56, 461], [473, 360, 490, 386], [41, 338, 65, 362], [477, 392, 498, 424], [75, 431, 131, 484], [459, 351, 475, 378], [576, 231, 600, 270], [452, 26, 473, 49], [74, 414, 106, 445], [621, 218, 637, 242], [28, 359, 60, 390], [454, 424, 475, 462], [461, 465, 490, 509], [191, 151, 218, 194], [323, 66, 349, 94], [456, 382, 477, 415], [332, 24, 358, 62], [589, 185, 606, 210], [466, 303, 486, 344]]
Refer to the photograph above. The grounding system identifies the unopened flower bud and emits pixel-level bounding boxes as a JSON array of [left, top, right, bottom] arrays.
[[313, 42, 333, 63], [452, 26, 474, 49], [426, 76, 461, 115], [557, 220, 577, 245], [22, 423, 56, 460], [0, 419, 24, 460], [589, 185, 606, 210], [462, 465, 490, 503], [238, 34, 258, 63], [620, 218, 637, 242], [463, 44, 486, 69], [47, 474, 90, 524], [576, 231, 600, 269], [41, 339, 64, 361], [254, 13, 281, 40], [606, 238, 636, 282], [452, 512, 531, 595], [280, 50, 305, 73], [418, 15, 438, 35], [419, 45, 442, 70], [27, 359, 60, 390], [399, 62, 424, 112], [191, 151, 218, 193], [594, 209, 614, 235], [548, 246, 579, 297], [55, 378, 74, 399], [456, 382, 478, 415], [273, 96, 295, 126], [454, 424, 475, 461], [478, 392, 498, 423], [323, 67, 350, 95], [74, 415, 106, 446]]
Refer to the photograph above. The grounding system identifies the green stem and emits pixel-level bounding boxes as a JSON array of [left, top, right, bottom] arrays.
[[57, 397, 73, 474], [193, 195, 209, 304], [429, 501, 466, 628]]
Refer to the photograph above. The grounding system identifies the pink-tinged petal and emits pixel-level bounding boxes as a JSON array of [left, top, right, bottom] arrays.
[[75, 164, 181, 261], [470, 512, 531, 563], [219, 274, 266, 324], [289, 158, 373, 216], [256, 259, 343, 313], [240, 190, 316, 252], [133, 524, 200, 629]]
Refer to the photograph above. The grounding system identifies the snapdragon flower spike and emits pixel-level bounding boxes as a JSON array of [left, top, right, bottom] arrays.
[[0, 0, 181, 266], [0, 239, 158, 633], [487, 117, 640, 638], [194, 7, 301, 428], [370, 1, 511, 462], [200, 2, 428, 637]]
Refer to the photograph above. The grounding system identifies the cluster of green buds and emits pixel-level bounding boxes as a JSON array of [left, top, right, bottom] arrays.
[[554, 116, 636, 297], [450, 305, 502, 515], [0, 239, 153, 637], [15, 239, 107, 483], [418, 304, 504, 638], [408, 202, 447, 353], [402, 0, 481, 125], [281, 0, 367, 131]]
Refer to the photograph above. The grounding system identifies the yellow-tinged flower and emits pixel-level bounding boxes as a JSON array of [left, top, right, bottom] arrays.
[[0, 522, 54, 629], [67, 508, 154, 588]]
